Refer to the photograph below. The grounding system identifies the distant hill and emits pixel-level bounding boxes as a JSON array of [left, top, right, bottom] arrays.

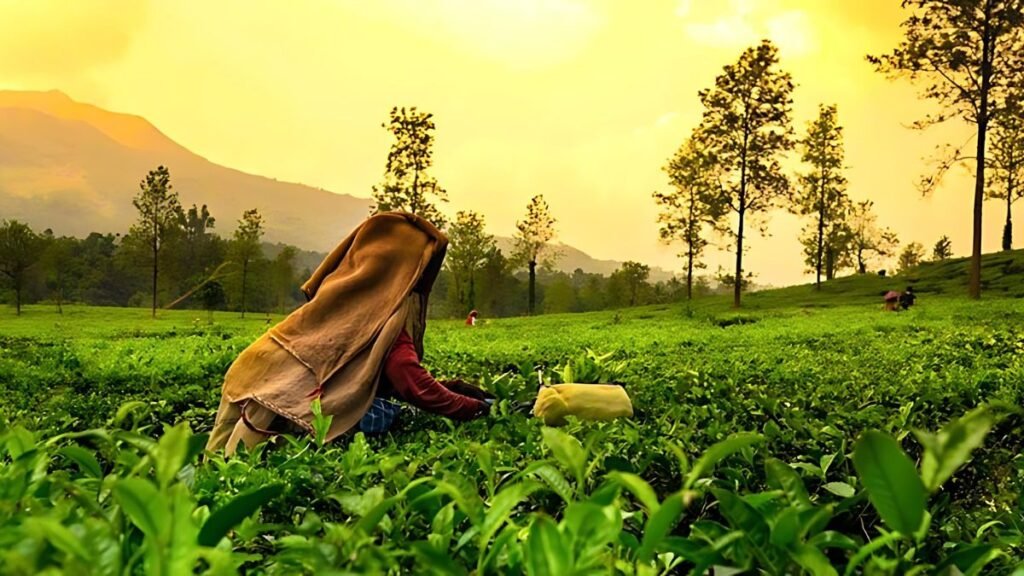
[[0, 90, 369, 250], [0, 90, 674, 280]]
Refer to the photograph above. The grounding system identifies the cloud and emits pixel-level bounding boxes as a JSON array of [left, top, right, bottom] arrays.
[[678, 0, 815, 59], [0, 0, 147, 80], [368, 0, 608, 70]]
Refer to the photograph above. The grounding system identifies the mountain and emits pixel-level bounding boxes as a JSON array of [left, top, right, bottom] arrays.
[[0, 90, 369, 250], [0, 90, 675, 279]]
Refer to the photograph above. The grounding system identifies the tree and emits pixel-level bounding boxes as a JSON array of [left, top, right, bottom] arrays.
[[792, 104, 849, 289], [654, 135, 720, 300], [370, 106, 449, 227], [512, 195, 558, 315], [698, 40, 795, 307], [848, 200, 900, 274], [798, 212, 855, 280], [271, 245, 298, 314], [41, 233, 77, 313], [445, 210, 496, 310], [232, 209, 264, 318], [618, 261, 651, 307], [987, 108, 1024, 250], [868, 0, 1024, 299], [0, 220, 43, 315], [899, 242, 926, 272], [933, 235, 954, 260], [129, 165, 183, 318], [180, 204, 218, 278]]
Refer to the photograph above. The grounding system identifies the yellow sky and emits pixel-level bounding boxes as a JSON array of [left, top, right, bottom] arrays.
[[0, 0, 1008, 286]]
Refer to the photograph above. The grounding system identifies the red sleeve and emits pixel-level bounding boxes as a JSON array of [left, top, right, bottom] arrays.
[[384, 330, 486, 421]]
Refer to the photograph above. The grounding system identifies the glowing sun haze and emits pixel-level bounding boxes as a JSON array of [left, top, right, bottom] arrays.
[[0, 0, 1004, 286]]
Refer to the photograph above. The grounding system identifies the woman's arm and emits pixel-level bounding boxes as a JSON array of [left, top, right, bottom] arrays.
[[384, 330, 488, 421]]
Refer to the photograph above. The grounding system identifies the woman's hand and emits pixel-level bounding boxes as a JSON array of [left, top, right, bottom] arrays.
[[440, 379, 495, 402]]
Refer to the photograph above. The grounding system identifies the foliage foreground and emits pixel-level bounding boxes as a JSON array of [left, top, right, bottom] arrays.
[[2, 300, 1024, 574]]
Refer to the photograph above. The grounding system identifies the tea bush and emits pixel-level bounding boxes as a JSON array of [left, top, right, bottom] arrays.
[[1, 300, 1023, 574]]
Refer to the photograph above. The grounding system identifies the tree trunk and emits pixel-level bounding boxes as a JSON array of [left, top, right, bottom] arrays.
[[1004, 187, 1014, 251], [816, 178, 825, 290], [528, 260, 537, 315], [969, 0, 993, 300], [734, 207, 745, 308], [686, 243, 694, 301], [735, 125, 749, 308], [15, 284, 21, 316], [241, 260, 248, 319], [468, 273, 476, 310], [151, 241, 158, 319], [56, 278, 63, 315]]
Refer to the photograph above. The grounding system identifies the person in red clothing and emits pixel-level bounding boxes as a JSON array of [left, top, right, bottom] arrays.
[[465, 310, 479, 326], [358, 328, 492, 434], [206, 213, 493, 454]]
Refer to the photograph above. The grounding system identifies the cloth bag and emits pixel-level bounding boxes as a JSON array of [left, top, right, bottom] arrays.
[[532, 384, 633, 426]]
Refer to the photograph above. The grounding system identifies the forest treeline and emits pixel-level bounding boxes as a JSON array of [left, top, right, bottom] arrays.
[[0, 199, 727, 319]]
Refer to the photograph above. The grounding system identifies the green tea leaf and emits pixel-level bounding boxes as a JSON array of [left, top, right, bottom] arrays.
[[563, 502, 623, 553], [609, 472, 660, 513], [638, 490, 687, 563], [915, 404, 1012, 493], [541, 427, 586, 484], [481, 481, 540, 547], [58, 445, 103, 479], [822, 482, 856, 498], [525, 515, 570, 576], [852, 431, 925, 536], [530, 463, 573, 504], [686, 433, 764, 490], [843, 531, 902, 576], [155, 422, 191, 489], [22, 517, 92, 562], [198, 483, 284, 546], [790, 544, 838, 576], [115, 478, 169, 540], [766, 458, 811, 509], [412, 542, 468, 576]]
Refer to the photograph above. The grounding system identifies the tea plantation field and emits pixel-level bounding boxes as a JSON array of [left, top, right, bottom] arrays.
[[2, 298, 1024, 574]]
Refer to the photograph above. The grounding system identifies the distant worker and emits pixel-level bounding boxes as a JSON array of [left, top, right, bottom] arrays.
[[883, 290, 900, 312], [899, 286, 917, 310], [466, 309, 479, 326]]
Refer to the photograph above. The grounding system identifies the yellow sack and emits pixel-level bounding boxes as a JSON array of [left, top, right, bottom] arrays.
[[533, 384, 633, 427]]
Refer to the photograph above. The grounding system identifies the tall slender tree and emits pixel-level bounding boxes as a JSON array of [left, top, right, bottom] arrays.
[[654, 135, 720, 300], [792, 104, 849, 289], [129, 166, 182, 318], [232, 208, 264, 319], [868, 0, 1024, 298], [848, 200, 900, 274], [698, 40, 795, 307], [445, 210, 496, 309], [371, 106, 449, 227], [987, 108, 1024, 250], [0, 220, 43, 316], [513, 195, 558, 315]]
